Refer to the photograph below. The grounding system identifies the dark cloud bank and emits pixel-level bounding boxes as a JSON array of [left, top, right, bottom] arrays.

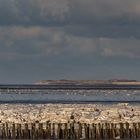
[[0, 0, 140, 83]]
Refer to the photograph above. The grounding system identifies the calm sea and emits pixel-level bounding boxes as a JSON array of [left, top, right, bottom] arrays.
[[0, 90, 140, 104]]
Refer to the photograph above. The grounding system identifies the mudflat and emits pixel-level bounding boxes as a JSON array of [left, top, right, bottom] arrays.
[[0, 103, 139, 124]]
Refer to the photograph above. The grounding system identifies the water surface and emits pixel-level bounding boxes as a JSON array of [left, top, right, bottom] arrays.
[[0, 90, 140, 104]]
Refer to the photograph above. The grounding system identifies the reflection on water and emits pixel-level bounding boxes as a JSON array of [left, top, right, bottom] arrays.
[[0, 90, 140, 104]]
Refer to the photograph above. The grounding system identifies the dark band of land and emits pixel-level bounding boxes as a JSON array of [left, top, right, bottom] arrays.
[[0, 80, 140, 90]]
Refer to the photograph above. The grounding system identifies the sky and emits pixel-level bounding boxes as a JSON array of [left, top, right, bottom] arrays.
[[0, 0, 140, 83]]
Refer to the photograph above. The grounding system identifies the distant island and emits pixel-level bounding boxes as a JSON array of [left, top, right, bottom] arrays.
[[36, 79, 140, 85]]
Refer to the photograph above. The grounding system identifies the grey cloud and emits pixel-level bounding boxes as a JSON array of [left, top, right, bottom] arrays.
[[0, 1, 140, 61], [0, 0, 140, 40], [0, 0, 70, 25], [1, 1, 140, 83], [100, 38, 140, 58], [0, 0, 19, 25], [69, 0, 140, 24], [64, 24, 140, 39], [0, 26, 97, 59], [1, 0, 140, 25], [0, 26, 140, 60]]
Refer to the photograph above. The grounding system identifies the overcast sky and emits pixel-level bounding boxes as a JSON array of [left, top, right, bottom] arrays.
[[0, 0, 140, 83]]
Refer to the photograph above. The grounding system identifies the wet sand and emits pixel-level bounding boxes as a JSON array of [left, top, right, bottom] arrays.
[[0, 103, 139, 124]]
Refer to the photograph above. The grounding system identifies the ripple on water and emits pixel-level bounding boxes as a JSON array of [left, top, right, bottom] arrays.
[[0, 90, 140, 104]]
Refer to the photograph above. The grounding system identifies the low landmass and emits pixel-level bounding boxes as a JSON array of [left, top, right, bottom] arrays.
[[36, 79, 140, 85]]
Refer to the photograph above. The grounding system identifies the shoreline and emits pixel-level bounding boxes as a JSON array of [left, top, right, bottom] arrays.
[[0, 103, 139, 124]]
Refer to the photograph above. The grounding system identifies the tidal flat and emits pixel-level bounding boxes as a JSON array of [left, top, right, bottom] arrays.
[[0, 103, 139, 124]]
